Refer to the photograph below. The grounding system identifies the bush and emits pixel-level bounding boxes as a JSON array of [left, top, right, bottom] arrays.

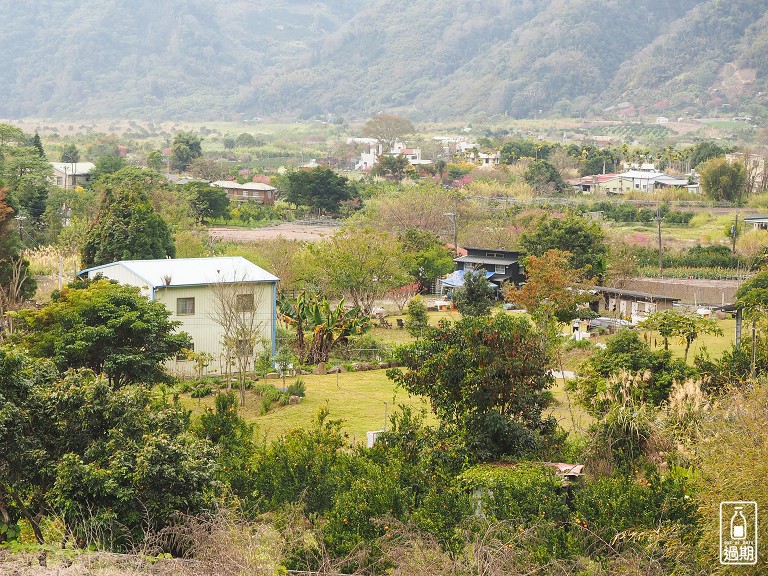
[[464, 412, 546, 461], [458, 463, 570, 523], [253, 382, 286, 413], [191, 384, 213, 398], [457, 463, 573, 558], [334, 333, 392, 362], [570, 330, 696, 416], [572, 467, 700, 553], [405, 295, 429, 337], [286, 377, 306, 397]]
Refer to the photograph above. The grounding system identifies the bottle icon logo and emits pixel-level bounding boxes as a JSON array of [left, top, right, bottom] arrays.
[[721, 501, 757, 565], [731, 506, 746, 540]]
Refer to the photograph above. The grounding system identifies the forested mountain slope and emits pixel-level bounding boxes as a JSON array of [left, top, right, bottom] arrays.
[[1, 0, 765, 120]]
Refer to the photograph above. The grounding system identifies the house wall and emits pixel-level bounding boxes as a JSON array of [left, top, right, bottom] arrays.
[[86, 266, 152, 297], [85, 266, 277, 377], [600, 177, 632, 194], [597, 295, 675, 317], [154, 283, 276, 376]]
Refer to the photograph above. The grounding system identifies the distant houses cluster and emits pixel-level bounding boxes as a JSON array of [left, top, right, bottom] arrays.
[[49, 162, 278, 205], [349, 135, 500, 172], [566, 163, 699, 195]]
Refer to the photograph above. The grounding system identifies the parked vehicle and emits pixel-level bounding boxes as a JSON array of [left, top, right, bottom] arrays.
[[587, 316, 634, 331]]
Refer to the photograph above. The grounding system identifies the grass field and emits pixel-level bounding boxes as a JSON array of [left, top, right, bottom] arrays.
[[179, 369, 591, 444], [179, 312, 736, 444], [180, 368, 434, 444]]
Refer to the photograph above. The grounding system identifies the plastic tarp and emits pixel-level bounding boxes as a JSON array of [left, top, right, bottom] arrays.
[[441, 269, 497, 288]]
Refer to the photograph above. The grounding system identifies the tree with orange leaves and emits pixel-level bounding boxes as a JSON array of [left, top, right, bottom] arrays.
[[504, 249, 596, 327]]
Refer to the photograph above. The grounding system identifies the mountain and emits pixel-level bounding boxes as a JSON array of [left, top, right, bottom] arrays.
[[1, 0, 765, 120]]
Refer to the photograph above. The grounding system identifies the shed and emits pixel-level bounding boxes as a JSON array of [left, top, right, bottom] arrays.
[[591, 286, 681, 320], [79, 257, 279, 376]]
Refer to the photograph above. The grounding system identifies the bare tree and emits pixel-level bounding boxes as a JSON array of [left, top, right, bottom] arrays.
[[0, 256, 30, 338], [362, 113, 415, 153], [210, 274, 269, 405]]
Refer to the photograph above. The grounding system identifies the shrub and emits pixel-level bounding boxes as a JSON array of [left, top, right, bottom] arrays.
[[191, 384, 213, 398], [253, 382, 286, 414], [570, 330, 696, 416], [334, 333, 392, 362], [572, 467, 700, 554], [457, 463, 573, 558], [405, 295, 429, 337], [458, 463, 570, 523], [286, 377, 305, 397]]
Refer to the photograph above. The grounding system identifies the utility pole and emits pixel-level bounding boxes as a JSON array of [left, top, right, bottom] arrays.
[[444, 212, 458, 257], [655, 207, 663, 279]]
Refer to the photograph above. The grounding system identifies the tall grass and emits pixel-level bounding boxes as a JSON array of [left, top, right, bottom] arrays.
[[24, 245, 80, 276]]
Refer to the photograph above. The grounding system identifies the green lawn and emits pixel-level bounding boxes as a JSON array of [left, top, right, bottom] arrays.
[[633, 316, 737, 361], [180, 369, 434, 444], [608, 212, 741, 247], [548, 378, 594, 433], [179, 313, 735, 445], [180, 370, 592, 446]]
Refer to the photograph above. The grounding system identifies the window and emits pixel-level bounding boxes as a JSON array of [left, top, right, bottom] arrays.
[[236, 293, 255, 312], [494, 264, 505, 274], [176, 297, 195, 315]]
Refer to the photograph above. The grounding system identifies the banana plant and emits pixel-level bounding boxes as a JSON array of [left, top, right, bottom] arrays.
[[279, 291, 371, 364]]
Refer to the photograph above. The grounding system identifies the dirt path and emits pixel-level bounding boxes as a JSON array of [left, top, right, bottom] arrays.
[[208, 222, 338, 242]]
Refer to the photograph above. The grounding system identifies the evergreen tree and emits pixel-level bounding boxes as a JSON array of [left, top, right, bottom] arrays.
[[59, 144, 80, 164], [452, 268, 496, 316], [29, 133, 45, 158], [82, 168, 175, 267], [170, 132, 203, 171]]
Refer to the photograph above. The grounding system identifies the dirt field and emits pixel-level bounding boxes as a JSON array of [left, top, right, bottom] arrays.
[[208, 223, 338, 242]]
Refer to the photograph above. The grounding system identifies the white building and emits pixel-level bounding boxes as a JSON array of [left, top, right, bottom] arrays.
[[79, 257, 279, 376], [50, 162, 95, 188], [615, 164, 691, 192]]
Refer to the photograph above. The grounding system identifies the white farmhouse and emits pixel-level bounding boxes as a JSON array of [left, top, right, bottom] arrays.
[[79, 257, 279, 375], [50, 162, 96, 188]]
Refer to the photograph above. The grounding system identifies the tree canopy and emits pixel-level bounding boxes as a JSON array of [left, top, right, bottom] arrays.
[[523, 159, 567, 194], [81, 167, 176, 267], [59, 144, 80, 164], [570, 330, 694, 416], [520, 214, 607, 279], [304, 228, 408, 314], [170, 132, 203, 171], [13, 279, 190, 387], [388, 314, 554, 459], [399, 228, 455, 293], [362, 114, 414, 153], [451, 268, 496, 317], [639, 309, 722, 360], [182, 181, 230, 224], [736, 266, 768, 320], [283, 167, 356, 214], [699, 157, 747, 204], [88, 155, 128, 183], [505, 249, 596, 324], [0, 349, 214, 547]]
